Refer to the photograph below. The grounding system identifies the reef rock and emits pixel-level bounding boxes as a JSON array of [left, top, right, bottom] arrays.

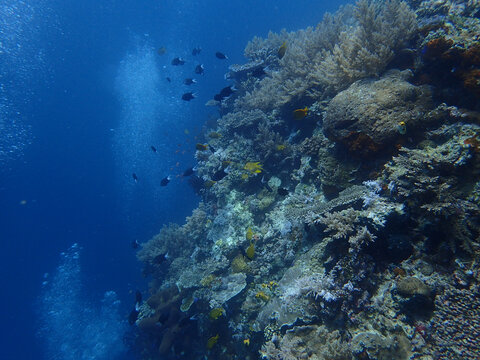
[[350, 330, 410, 360], [323, 70, 434, 156], [396, 276, 432, 298], [209, 273, 247, 308]]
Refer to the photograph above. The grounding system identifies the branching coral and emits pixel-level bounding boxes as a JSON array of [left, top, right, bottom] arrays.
[[217, 109, 273, 137], [384, 124, 479, 217], [137, 223, 186, 266], [384, 124, 480, 255], [235, 0, 416, 113], [318, 0, 417, 92], [235, 7, 354, 112], [260, 325, 351, 360], [314, 208, 378, 254]]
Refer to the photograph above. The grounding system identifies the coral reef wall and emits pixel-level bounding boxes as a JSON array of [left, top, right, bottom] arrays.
[[134, 0, 480, 359]]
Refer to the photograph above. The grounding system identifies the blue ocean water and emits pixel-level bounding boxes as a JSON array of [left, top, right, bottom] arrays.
[[0, 1, 349, 359]]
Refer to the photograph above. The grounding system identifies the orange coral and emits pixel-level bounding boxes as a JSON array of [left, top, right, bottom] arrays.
[[342, 131, 381, 158], [464, 135, 480, 152], [393, 266, 406, 277], [462, 69, 480, 98], [422, 37, 453, 60], [461, 45, 480, 67]]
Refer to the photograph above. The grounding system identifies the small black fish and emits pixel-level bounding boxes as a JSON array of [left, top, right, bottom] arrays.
[[212, 168, 228, 181], [188, 175, 204, 195], [277, 187, 289, 196], [219, 85, 235, 98], [153, 252, 169, 264], [182, 92, 196, 101], [215, 51, 228, 60], [195, 64, 204, 75], [166, 77, 171, 82], [135, 290, 142, 305], [261, 176, 273, 192], [132, 173, 138, 183], [183, 166, 196, 177], [128, 309, 139, 325], [213, 85, 236, 102], [131, 239, 140, 249], [171, 57, 185, 65], [184, 78, 197, 85], [192, 47, 202, 56], [150, 145, 157, 153], [160, 175, 171, 186]]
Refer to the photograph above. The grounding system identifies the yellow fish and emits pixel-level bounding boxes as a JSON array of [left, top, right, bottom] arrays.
[[196, 143, 208, 151], [278, 41, 287, 59], [244, 162, 263, 174], [246, 242, 255, 260], [209, 307, 225, 320], [246, 227, 254, 241], [207, 334, 219, 349], [204, 180, 216, 188], [293, 107, 308, 120]]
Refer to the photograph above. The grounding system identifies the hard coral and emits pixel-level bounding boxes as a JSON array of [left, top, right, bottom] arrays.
[[323, 70, 434, 156], [462, 68, 480, 97], [342, 131, 381, 158], [431, 284, 480, 359], [319, 0, 417, 92], [422, 37, 454, 60]]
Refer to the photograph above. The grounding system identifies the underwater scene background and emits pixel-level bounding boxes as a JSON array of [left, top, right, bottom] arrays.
[[1, 0, 480, 359]]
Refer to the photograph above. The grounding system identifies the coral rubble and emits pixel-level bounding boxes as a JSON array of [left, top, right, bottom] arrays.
[[133, 0, 480, 359]]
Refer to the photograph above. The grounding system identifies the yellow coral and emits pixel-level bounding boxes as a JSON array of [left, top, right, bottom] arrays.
[[200, 274, 217, 287], [268, 281, 278, 289], [261, 281, 278, 290], [232, 254, 249, 273], [255, 291, 270, 301], [244, 162, 263, 174]]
